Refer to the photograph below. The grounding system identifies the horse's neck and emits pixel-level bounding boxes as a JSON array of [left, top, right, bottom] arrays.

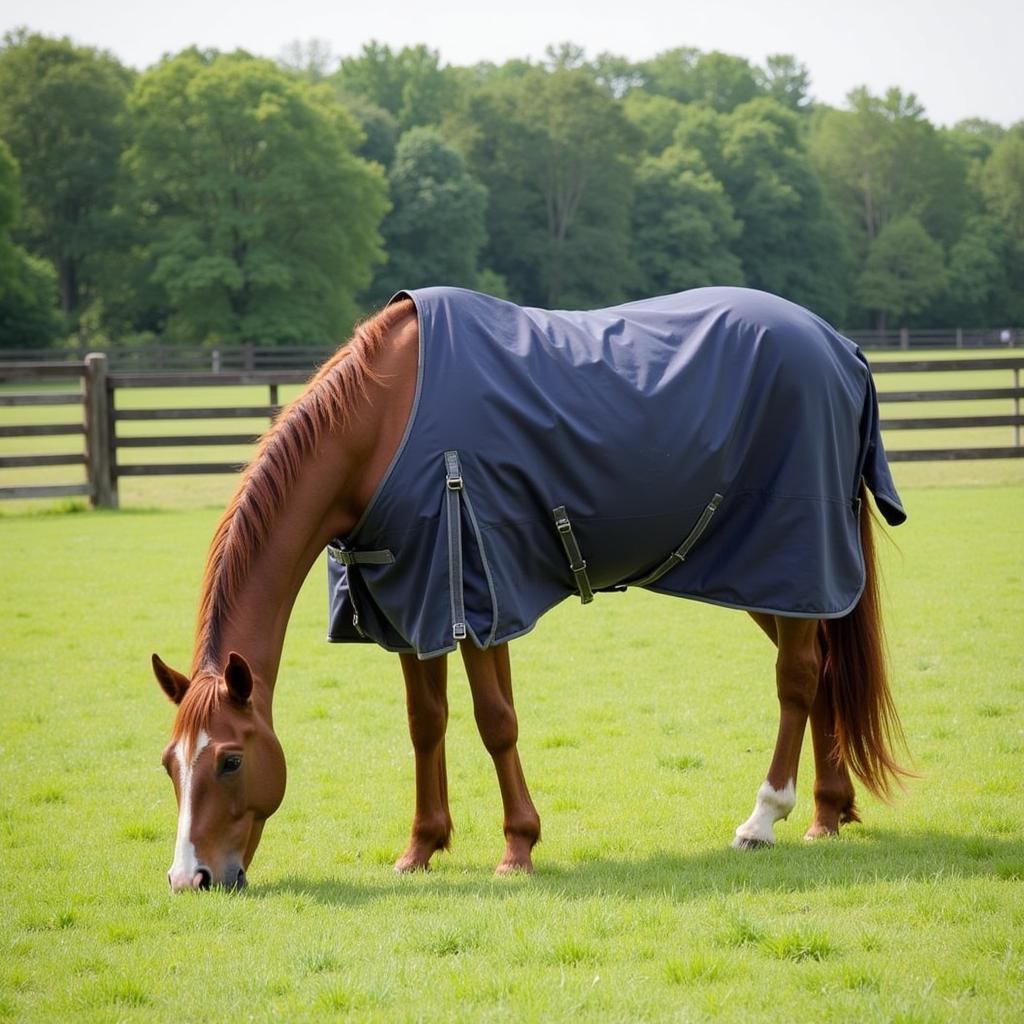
[[201, 315, 419, 711]]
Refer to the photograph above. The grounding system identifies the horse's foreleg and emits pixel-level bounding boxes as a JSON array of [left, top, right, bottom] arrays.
[[395, 651, 453, 872], [733, 615, 821, 849], [460, 641, 541, 874]]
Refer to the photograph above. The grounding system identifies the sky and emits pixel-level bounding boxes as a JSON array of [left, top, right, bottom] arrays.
[[3, 0, 1021, 128]]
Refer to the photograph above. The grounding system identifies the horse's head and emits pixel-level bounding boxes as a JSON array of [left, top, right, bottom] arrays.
[[151, 651, 286, 892]]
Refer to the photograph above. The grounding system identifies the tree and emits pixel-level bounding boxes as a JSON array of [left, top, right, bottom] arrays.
[[938, 215, 1009, 325], [622, 92, 688, 154], [642, 48, 760, 112], [677, 98, 850, 321], [450, 67, 637, 307], [125, 50, 388, 344], [982, 129, 1024, 244], [369, 127, 488, 301], [755, 55, 812, 112], [810, 87, 969, 253], [336, 93, 399, 168], [334, 43, 454, 132], [857, 215, 946, 330], [0, 30, 133, 318], [0, 139, 62, 348], [631, 146, 744, 295]]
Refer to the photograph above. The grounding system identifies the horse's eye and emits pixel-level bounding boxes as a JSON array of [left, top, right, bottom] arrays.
[[220, 754, 243, 775]]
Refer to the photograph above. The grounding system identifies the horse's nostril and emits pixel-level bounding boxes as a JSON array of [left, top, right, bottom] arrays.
[[235, 868, 247, 890], [196, 868, 211, 890]]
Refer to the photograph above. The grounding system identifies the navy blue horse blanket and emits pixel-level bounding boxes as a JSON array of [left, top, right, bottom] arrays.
[[328, 286, 906, 659]]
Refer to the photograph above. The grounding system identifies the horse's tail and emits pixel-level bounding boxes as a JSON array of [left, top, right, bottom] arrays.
[[819, 483, 912, 801]]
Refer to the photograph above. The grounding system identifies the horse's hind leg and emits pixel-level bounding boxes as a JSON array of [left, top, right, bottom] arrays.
[[395, 652, 453, 872], [745, 613, 860, 841], [733, 614, 821, 849], [460, 641, 541, 874], [805, 681, 860, 839]]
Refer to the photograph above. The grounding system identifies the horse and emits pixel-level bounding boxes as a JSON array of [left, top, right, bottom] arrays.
[[151, 286, 911, 891]]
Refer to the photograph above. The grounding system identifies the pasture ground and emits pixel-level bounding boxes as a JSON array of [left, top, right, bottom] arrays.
[[1, 361, 1023, 1022], [1, 473, 1022, 1022]]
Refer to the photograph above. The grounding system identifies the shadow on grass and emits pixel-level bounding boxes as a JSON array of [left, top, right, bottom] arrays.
[[255, 828, 1024, 908]]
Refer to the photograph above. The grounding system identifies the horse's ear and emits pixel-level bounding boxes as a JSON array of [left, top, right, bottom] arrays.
[[152, 653, 190, 705], [224, 652, 254, 705]]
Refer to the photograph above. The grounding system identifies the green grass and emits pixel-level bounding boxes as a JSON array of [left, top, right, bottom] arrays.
[[0, 480, 1021, 1021], [1, 370, 1023, 1020]]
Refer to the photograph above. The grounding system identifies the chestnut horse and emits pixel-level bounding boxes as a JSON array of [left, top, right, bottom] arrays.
[[152, 295, 909, 891]]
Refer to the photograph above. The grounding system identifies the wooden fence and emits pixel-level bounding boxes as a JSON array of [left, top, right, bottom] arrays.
[[1, 353, 1022, 507]]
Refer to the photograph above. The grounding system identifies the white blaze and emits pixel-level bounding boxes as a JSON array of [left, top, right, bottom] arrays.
[[168, 730, 210, 888]]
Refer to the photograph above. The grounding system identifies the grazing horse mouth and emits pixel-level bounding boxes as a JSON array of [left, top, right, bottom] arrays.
[[170, 866, 246, 892]]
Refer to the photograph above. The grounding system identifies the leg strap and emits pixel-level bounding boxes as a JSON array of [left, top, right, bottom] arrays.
[[551, 506, 594, 605], [445, 451, 468, 641]]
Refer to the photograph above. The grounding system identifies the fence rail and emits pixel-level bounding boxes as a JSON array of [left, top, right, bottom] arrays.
[[1, 353, 1022, 506]]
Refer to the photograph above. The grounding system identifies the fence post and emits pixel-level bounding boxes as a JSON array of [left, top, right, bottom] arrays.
[[84, 352, 118, 509], [1015, 366, 1021, 451], [899, 327, 910, 351]]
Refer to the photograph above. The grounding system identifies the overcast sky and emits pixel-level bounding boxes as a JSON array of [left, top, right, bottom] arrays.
[[3, 0, 1021, 128]]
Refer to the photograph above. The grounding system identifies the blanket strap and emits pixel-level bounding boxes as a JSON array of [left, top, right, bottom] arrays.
[[630, 492, 725, 588], [551, 506, 595, 605], [445, 451, 468, 641], [326, 544, 394, 566]]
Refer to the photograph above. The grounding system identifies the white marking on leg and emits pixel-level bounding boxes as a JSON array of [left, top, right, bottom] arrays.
[[168, 730, 210, 889], [732, 778, 796, 848]]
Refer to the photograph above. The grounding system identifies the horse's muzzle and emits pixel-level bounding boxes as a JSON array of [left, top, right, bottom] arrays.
[[168, 865, 246, 892]]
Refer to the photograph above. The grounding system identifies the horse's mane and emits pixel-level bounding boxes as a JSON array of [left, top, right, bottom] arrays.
[[171, 299, 415, 751]]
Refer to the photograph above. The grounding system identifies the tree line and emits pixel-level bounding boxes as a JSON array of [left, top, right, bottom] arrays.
[[0, 29, 1021, 349]]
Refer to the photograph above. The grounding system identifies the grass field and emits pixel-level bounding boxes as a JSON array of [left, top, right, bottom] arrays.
[[1, 368, 1023, 1022]]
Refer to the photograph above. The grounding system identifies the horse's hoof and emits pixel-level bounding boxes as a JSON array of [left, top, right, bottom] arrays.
[[495, 859, 534, 876], [803, 824, 839, 841], [731, 835, 774, 851], [394, 856, 432, 874]]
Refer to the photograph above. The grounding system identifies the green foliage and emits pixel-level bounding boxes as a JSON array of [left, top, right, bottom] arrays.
[[678, 98, 849, 321], [622, 92, 688, 154], [810, 87, 969, 252], [982, 129, 1024, 243], [452, 67, 637, 307], [0, 31, 1018, 341], [642, 48, 759, 112], [631, 146, 744, 295], [0, 29, 132, 318], [858, 215, 946, 328], [334, 42, 454, 132], [124, 50, 388, 344], [369, 128, 487, 302], [336, 93, 399, 167], [938, 215, 1010, 324], [0, 138, 61, 348], [754, 54, 812, 112]]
